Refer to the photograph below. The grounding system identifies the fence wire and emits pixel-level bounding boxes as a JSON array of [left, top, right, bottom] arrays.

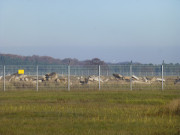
[[0, 65, 180, 91]]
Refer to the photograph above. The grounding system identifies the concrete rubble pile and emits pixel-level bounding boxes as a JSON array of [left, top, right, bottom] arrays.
[[8, 73, 30, 82], [112, 73, 165, 84], [79, 75, 103, 85], [7, 72, 67, 84], [41, 72, 67, 83], [4, 72, 169, 86]]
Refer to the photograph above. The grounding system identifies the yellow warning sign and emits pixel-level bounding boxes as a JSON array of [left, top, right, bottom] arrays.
[[18, 69, 24, 75]]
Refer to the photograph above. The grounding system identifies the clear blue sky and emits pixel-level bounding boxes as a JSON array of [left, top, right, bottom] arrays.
[[0, 0, 180, 64]]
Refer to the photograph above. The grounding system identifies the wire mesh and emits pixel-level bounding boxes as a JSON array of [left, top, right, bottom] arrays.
[[100, 65, 131, 90], [5, 65, 37, 90], [70, 65, 99, 90], [38, 65, 68, 90], [1, 64, 180, 91], [132, 65, 162, 90]]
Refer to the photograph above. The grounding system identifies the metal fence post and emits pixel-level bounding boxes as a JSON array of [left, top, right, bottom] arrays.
[[99, 65, 101, 90], [3, 65, 5, 92], [130, 61, 132, 91], [68, 65, 70, 91], [162, 61, 164, 91], [36, 65, 38, 92], [107, 70, 108, 76]]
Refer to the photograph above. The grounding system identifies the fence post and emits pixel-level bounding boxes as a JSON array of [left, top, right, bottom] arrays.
[[68, 65, 70, 91], [36, 65, 38, 92], [162, 61, 164, 91], [99, 65, 101, 90], [130, 61, 132, 91], [3, 65, 5, 92]]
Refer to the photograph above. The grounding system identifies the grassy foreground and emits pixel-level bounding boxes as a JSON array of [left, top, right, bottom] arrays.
[[0, 90, 180, 135]]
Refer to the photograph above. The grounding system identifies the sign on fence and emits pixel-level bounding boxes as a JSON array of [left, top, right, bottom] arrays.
[[18, 69, 24, 75]]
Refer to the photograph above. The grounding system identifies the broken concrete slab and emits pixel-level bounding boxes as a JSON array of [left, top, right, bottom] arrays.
[[142, 77, 148, 82], [133, 80, 151, 84], [156, 78, 165, 82], [88, 75, 103, 82], [123, 76, 131, 82], [113, 74, 123, 80], [132, 75, 139, 80]]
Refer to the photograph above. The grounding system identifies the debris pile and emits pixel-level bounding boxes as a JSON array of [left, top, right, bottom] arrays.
[[79, 75, 103, 85], [112, 74, 166, 84], [4, 72, 169, 87], [8, 73, 29, 82]]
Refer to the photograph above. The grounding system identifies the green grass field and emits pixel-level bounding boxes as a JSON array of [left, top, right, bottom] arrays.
[[0, 90, 180, 135]]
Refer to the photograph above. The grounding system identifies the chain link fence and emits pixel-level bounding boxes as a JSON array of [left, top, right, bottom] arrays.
[[0, 64, 180, 91]]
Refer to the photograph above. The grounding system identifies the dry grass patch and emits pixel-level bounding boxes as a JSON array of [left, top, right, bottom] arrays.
[[165, 99, 180, 115]]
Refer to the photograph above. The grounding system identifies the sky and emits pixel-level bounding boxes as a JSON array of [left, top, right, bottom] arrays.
[[0, 0, 180, 64]]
